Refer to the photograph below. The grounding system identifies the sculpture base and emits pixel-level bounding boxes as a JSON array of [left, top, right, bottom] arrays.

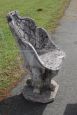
[[22, 80, 59, 103]]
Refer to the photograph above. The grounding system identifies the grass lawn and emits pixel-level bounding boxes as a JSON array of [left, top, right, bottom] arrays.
[[0, 0, 70, 99]]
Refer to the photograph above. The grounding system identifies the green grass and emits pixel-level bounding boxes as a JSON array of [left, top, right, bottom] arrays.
[[0, 0, 70, 90]]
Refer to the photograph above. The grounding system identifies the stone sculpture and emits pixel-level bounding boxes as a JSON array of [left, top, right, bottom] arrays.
[[7, 11, 65, 103]]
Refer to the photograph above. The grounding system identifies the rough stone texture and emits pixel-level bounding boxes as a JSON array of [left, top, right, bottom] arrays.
[[1, 0, 77, 114], [40, 50, 65, 70], [22, 80, 59, 103], [7, 11, 65, 103]]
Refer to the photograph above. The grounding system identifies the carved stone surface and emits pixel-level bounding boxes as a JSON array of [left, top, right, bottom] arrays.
[[23, 80, 59, 103], [7, 11, 65, 103]]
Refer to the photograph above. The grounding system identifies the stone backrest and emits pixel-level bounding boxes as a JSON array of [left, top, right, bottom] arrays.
[[36, 28, 56, 50], [7, 11, 56, 53], [20, 18, 37, 47]]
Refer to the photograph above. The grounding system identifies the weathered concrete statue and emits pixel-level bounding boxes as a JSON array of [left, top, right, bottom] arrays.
[[7, 11, 65, 103]]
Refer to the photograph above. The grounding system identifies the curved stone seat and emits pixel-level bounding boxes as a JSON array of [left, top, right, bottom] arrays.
[[40, 49, 65, 70], [7, 11, 65, 103]]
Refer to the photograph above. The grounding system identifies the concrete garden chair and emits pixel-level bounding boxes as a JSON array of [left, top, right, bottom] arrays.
[[7, 11, 65, 103]]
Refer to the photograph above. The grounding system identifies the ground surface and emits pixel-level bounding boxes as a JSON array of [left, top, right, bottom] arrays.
[[0, 0, 77, 115], [0, 0, 69, 99]]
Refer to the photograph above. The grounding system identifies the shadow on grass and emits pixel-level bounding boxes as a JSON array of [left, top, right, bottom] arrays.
[[64, 104, 77, 115], [0, 94, 47, 115]]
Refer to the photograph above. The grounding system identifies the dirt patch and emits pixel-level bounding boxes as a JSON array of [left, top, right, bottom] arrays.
[[37, 8, 43, 12]]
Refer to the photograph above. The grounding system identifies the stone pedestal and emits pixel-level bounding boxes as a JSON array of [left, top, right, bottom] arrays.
[[22, 80, 59, 103]]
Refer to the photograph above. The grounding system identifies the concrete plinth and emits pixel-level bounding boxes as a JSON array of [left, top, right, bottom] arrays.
[[22, 80, 59, 103]]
